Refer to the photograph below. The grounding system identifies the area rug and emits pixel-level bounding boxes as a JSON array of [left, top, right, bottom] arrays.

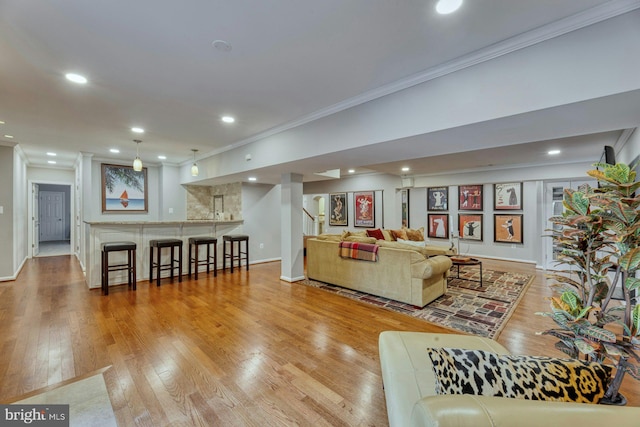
[[301, 267, 534, 339], [11, 370, 117, 427]]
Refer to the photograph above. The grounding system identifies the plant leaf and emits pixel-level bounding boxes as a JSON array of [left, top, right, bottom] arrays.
[[619, 248, 640, 271]]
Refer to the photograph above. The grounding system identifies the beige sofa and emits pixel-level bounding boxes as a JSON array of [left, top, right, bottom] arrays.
[[379, 331, 640, 427], [306, 238, 453, 307]]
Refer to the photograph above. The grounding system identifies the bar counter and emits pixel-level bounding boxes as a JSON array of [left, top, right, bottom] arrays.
[[83, 220, 244, 289]]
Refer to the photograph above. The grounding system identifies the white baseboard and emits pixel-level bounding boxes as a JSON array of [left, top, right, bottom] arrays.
[[0, 256, 27, 282], [280, 275, 306, 283]]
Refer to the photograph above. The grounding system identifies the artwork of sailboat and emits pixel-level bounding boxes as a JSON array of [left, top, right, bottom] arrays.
[[120, 190, 129, 208]]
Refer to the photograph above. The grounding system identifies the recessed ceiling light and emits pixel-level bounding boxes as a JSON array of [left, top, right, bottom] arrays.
[[109, 148, 120, 154], [548, 149, 561, 155], [436, 0, 463, 14], [158, 155, 167, 160], [4, 134, 14, 139], [131, 127, 145, 134], [46, 152, 57, 157], [221, 115, 235, 123], [65, 73, 87, 84], [248, 177, 257, 182], [48, 160, 56, 164], [401, 166, 410, 172], [0, 120, 5, 125], [348, 169, 355, 174]]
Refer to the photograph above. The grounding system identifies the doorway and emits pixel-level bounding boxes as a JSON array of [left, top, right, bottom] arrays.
[[33, 183, 72, 257], [543, 179, 594, 270]]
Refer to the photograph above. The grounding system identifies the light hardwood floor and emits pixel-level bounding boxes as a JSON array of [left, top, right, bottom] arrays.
[[0, 256, 637, 426]]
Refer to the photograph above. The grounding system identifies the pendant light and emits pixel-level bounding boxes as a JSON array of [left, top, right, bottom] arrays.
[[133, 139, 143, 171], [191, 149, 199, 176]]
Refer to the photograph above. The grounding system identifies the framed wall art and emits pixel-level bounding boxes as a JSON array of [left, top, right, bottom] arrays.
[[458, 214, 483, 241], [494, 182, 523, 210], [101, 163, 148, 213], [401, 189, 410, 227], [428, 214, 449, 239], [494, 214, 523, 243], [329, 192, 348, 226], [427, 186, 448, 211], [458, 184, 483, 211], [354, 191, 375, 227]]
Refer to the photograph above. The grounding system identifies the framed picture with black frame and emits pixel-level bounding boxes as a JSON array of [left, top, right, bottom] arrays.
[[458, 184, 483, 211], [494, 214, 523, 244], [329, 192, 348, 226], [427, 186, 448, 211], [458, 213, 483, 241], [494, 182, 523, 210], [401, 189, 410, 227], [428, 214, 449, 239], [354, 191, 375, 227]]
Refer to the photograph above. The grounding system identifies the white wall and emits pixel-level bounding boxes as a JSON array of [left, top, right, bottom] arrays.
[[13, 148, 28, 276], [617, 128, 640, 166], [303, 173, 402, 234], [242, 183, 281, 263], [159, 164, 187, 220]]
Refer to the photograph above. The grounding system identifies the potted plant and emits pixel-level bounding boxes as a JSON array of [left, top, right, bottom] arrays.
[[538, 162, 640, 404]]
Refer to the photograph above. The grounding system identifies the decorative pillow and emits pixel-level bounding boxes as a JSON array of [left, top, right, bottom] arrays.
[[396, 238, 426, 247], [366, 228, 385, 240], [405, 227, 425, 241], [381, 229, 394, 241], [426, 348, 612, 404], [390, 229, 407, 241]]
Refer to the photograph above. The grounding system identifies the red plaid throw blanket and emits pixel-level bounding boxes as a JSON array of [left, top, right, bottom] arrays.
[[338, 241, 379, 262]]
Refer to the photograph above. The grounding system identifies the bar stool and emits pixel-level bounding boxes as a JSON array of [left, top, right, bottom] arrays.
[[101, 241, 137, 296], [188, 236, 218, 279], [149, 239, 183, 286], [223, 234, 249, 273]]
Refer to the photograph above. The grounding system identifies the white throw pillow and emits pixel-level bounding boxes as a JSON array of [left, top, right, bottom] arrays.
[[396, 238, 426, 247]]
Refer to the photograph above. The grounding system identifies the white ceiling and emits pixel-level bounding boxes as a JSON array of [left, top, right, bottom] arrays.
[[0, 0, 635, 181]]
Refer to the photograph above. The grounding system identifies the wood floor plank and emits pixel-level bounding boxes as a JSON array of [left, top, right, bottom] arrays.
[[0, 255, 637, 427]]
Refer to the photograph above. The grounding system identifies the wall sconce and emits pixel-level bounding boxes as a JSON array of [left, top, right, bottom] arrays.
[[133, 139, 143, 171], [191, 149, 199, 176]]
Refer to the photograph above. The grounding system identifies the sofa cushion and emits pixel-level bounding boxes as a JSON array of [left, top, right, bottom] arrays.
[[366, 228, 385, 240], [426, 348, 612, 404], [315, 234, 342, 242], [381, 229, 394, 241], [405, 227, 425, 241], [344, 236, 377, 244], [376, 239, 429, 257]]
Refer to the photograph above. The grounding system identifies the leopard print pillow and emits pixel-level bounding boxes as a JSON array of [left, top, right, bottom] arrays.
[[426, 348, 612, 404]]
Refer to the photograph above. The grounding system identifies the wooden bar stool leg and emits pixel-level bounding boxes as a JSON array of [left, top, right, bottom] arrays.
[[231, 240, 235, 273], [132, 249, 137, 290], [178, 244, 183, 282], [156, 246, 162, 287], [103, 251, 109, 295], [149, 246, 154, 284], [206, 244, 210, 275], [245, 240, 249, 271], [194, 243, 199, 280], [213, 242, 217, 277], [188, 243, 193, 278]]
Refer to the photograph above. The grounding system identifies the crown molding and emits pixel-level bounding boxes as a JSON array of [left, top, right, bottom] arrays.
[[209, 0, 640, 158]]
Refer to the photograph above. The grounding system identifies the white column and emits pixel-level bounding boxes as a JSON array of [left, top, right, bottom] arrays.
[[280, 173, 305, 282]]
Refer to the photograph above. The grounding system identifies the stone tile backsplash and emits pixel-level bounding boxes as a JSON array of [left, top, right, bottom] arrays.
[[185, 182, 242, 220]]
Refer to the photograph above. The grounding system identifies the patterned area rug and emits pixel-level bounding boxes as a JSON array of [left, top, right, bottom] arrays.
[[302, 267, 534, 339]]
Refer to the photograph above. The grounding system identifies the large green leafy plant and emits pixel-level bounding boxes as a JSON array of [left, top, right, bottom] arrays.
[[538, 162, 640, 404]]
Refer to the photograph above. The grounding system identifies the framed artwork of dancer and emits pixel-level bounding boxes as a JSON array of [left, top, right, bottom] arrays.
[[428, 214, 449, 239], [458, 214, 483, 241], [458, 184, 483, 211], [427, 186, 448, 211], [494, 182, 523, 210], [494, 214, 523, 243], [329, 192, 348, 226], [354, 191, 375, 227]]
